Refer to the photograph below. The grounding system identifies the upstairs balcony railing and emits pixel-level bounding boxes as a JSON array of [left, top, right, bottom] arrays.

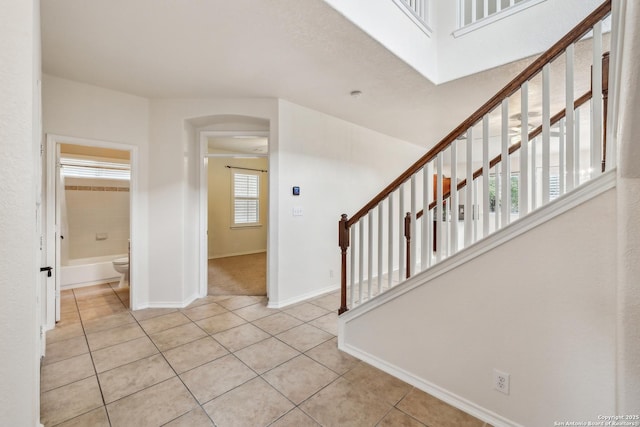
[[457, 0, 546, 35], [339, 0, 613, 314], [393, 0, 431, 35]]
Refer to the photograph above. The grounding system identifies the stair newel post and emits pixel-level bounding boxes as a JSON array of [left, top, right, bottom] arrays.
[[601, 51, 610, 172], [404, 212, 412, 279], [338, 214, 350, 314]]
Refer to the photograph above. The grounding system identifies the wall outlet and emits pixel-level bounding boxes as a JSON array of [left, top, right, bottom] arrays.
[[493, 369, 510, 395]]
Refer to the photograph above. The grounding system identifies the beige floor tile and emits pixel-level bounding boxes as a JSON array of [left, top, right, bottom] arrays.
[[309, 292, 341, 312], [216, 295, 264, 310], [284, 302, 331, 322], [396, 388, 485, 427], [41, 353, 95, 392], [45, 321, 85, 343], [43, 335, 88, 365], [131, 307, 178, 321], [343, 362, 412, 405], [309, 311, 338, 335], [181, 302, 227, 321], [305, 337, 360, 375], [73, 284, 114, 299], [262, 355, 338, 404], [92, 336, 158, 373], [232, 302, 279, 321], [55, 406, 110, 427], [179, 354, 256, 404], [252, 312, 303, 335], [139, 311, 191, 334], [86, 322, 146, 351], [40, 376, 104, 426], [76, 293, 122, 310], [80, 303, 129, 321], [270, 408, 321, 427], [82, 311, 136, 334], [163, 336, 229, 374], [60, 309, 81, 323], [235, 337, 300, 374], [299, 377, 391, 427], [149, 322, 207, 351], [276, 324, 333, 352], [378, 408, 427, 426], [98, 353, 175, 403], [185, 295, 231, 308], [203, 377, 294, 427], [212, 323, 270, 352], [164, 406, 214, 427], [106, 377, 197, 427], [196, 311, 247, 334]]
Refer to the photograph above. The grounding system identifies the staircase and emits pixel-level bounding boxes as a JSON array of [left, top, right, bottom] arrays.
[[337, 0, 614, 315]]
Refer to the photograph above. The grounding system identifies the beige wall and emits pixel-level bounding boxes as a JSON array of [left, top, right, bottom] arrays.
[[208, 157, 268, 258], [64, 177, 130, 261]]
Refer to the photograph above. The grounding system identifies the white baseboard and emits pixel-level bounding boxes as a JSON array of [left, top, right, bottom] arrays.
[[267, 284, 339, 309], [61, 277, 119, 290], [338, 341, 523, 427], [208, 249, 266, 260]]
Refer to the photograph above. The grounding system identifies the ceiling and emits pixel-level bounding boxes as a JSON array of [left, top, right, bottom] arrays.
[[42, 0, 545, 148]]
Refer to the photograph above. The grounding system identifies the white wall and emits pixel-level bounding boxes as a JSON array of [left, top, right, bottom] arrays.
[[615, 0, 640, 412], [208, 157, 268, 259], [0, 0, 40, 425], [42, 75, 149, 308], [64, 179, 130, 260], [341, 188, 617, 426], [274, 99, 425, 306], [324, 0, 603, 83]]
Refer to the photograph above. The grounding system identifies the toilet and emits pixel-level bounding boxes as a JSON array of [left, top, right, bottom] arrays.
[[112, 257, 129, 288]]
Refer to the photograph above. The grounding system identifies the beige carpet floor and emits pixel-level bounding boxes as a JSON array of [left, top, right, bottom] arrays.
[[208, 253, 266, 296]]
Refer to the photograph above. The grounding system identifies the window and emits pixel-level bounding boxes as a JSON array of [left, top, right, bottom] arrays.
[[232, 170, 260, 226], [60, 157, 130, 180]]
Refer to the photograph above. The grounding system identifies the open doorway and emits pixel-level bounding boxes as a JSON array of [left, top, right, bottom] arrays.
[[45, 135, 137, 329], [201, 132, 268, 296]]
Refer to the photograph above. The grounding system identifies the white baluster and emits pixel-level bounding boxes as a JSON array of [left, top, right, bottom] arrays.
[[501, 99, 510, 225], [559, 118, 565, 195], [367, 211, 373, 300], [591, 21, 603, 178], [575, 108, 581, 186], [471, 0, 477, 25], [377, 203, 383, 295], [436, 153, 444, 262], [450, 141, 459, 254], [542, 63, 551, 204], [398, 183, 405, 281], [482, 115, 490, 237], [350, 225, 356, 306], [421, 164, 430, 270], [358, 219, 364, 304], [520, 81, 529, 217], [387, 192, 394, 288], [565, 44, 575, 191], [465, 128, 473, 247], [473, 177, 479, 241], [410, 175, 417, 276], [424, 162, 433, 268], [531, 136, 537, 209]]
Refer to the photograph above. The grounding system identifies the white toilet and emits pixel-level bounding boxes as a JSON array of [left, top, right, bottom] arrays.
[[112, 257, 129, 288]]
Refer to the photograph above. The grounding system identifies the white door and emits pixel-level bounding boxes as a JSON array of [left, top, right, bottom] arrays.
[[44, 136, 60, 330]]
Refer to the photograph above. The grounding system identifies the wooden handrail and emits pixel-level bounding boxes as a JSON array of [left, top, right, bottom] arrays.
[[346, 0, 611, 228], [416, 89, 594, 218]]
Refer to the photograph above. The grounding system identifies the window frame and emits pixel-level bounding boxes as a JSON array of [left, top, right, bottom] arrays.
[[230, 168, 261, 228]]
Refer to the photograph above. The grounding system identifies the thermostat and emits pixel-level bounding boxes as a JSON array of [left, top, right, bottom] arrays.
[[292, 186, 300, 196]]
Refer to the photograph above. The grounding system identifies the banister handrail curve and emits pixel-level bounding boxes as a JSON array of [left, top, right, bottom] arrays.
[[346, 0, 611, 228]]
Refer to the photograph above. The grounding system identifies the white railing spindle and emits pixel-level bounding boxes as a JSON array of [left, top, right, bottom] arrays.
[[520, 81, 529, 217], [482, 115, 490, 237], [387, 193, 394, 289], [501, 99, 511, 225], [542, 63, 551, 204], [465, 129, 473, 247], [591, 21, 603, 178], [450, 141, 459, 253], [421, 164, 430, 269], [436, 153, 444, 262], [358, 219, 364, 304], [350, 225, 356, 306], [398, 184, 405, 281], [559, 118, 566, 195], [367, 211, 373, 300], [410, 175, 417, 275], [377, 203, 383, 294], [565, 44, 575, 192]]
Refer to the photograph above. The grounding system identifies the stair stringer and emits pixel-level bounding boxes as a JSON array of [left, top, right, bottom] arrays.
[[338, 170, 617, 427]]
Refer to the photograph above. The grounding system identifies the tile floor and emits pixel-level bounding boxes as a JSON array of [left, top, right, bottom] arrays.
[[41, 283, 489, 427]]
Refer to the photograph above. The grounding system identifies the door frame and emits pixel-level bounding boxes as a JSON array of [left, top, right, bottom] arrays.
[[198, 130, 269, 298], [45, 134, 139, 329]]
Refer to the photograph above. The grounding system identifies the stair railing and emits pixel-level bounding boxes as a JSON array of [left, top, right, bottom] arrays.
[[339, 0, 612, 314]]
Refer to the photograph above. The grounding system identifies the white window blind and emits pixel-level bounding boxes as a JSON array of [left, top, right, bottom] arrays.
[[232, 171, 260, 225]]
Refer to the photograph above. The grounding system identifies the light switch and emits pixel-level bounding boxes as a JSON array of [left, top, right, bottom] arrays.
[[293, 207, 303, 216]]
